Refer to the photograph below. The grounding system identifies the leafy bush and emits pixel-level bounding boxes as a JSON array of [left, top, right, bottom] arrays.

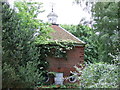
[[2, 63, 20, 88], [2, 61, 43, 88], [18, 61, 43, 88], [75, 62, 119, 88], [37, 83, 80, 89], [60, 83, 80, 88]]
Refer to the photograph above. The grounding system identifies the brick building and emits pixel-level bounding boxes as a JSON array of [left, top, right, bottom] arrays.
[[44, 7, 85, 85]]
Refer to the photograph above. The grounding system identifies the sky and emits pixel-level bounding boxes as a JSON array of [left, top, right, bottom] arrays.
[[8, 0, 91, 25]]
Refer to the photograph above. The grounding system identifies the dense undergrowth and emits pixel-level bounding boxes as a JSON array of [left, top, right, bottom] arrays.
[[75, 62, 119, 88]]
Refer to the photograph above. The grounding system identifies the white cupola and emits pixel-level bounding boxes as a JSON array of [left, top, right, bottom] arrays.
[[47, 6, 58, 24]]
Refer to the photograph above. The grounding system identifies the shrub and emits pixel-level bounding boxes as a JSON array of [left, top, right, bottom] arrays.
[[60, 83, 80, 88], [2, 61, 43, 88], [75, 62, 119, 88]]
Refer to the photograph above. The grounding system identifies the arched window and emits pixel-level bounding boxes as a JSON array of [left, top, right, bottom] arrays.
[[68, 73, 77, 83], [43, 73, 49, 82]]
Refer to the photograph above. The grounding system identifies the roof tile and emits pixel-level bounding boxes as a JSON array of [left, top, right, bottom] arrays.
[[49, 25, 85, 44]]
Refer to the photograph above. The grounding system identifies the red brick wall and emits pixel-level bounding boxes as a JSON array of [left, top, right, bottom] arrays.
[[46, 46, 84, 84]]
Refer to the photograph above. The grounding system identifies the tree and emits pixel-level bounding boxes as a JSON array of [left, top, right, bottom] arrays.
[[74, 1, 119, 64], [73, 0, 94, 27], [14, 0, 52, 70], [2, 1, 51, 88], [61, 24, 98, 63], [91, 2, 119, 64]]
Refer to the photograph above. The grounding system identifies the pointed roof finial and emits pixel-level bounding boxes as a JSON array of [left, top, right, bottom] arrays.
[[50, 2, 55, 12], [52, 5, 53, 12]]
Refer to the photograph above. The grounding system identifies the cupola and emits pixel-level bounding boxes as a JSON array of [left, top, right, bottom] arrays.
[[47, 6, 58, 24]]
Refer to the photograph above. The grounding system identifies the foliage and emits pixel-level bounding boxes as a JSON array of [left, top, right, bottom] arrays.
[[60, 83, 80, 88], [74, 1, 119, 64], [36, 40, 76, 63], [37, 85, 60, 89], [14, 0, 52, 71], [61, 2, 120, 64], [2, 61, 42, 88], [37, 83, 79, 89], [2, 1, 50, 88], [75, 62, 119, 88], [14, 0, 52, 43], [91, 2, 120, 64], [61, 24, 98, 63], [74, 0, 94, 26]]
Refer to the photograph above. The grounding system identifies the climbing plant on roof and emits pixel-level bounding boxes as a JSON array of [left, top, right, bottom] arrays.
[[36, 40, 76, 60]]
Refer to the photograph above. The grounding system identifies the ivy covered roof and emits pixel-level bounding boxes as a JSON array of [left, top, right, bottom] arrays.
[[49, 24, 85, 45]]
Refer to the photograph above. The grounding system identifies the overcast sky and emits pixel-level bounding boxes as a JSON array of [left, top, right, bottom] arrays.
[[8, 0, 91, 25]]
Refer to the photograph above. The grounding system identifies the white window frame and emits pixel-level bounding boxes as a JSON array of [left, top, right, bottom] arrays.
[[68, 74, 77, 83]]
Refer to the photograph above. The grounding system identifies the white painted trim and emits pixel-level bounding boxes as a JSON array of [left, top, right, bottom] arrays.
[[68, 76, 77, 83], [45, 77, 49, 82]]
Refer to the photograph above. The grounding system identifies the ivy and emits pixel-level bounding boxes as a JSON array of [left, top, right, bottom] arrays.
[[36, 40, 77, 61]]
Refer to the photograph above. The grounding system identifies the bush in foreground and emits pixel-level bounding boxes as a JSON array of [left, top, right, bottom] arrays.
[[75, 62, 119, 88]]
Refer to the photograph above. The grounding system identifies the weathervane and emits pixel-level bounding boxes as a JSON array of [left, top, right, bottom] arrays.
[[50, 2, 55, 12]]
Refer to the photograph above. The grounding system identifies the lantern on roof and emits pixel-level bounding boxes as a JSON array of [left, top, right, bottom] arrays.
[[47, 6, 58, 24]]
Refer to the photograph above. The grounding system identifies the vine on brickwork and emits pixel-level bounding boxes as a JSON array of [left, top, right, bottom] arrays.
[[36, 40, 77, 60]]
